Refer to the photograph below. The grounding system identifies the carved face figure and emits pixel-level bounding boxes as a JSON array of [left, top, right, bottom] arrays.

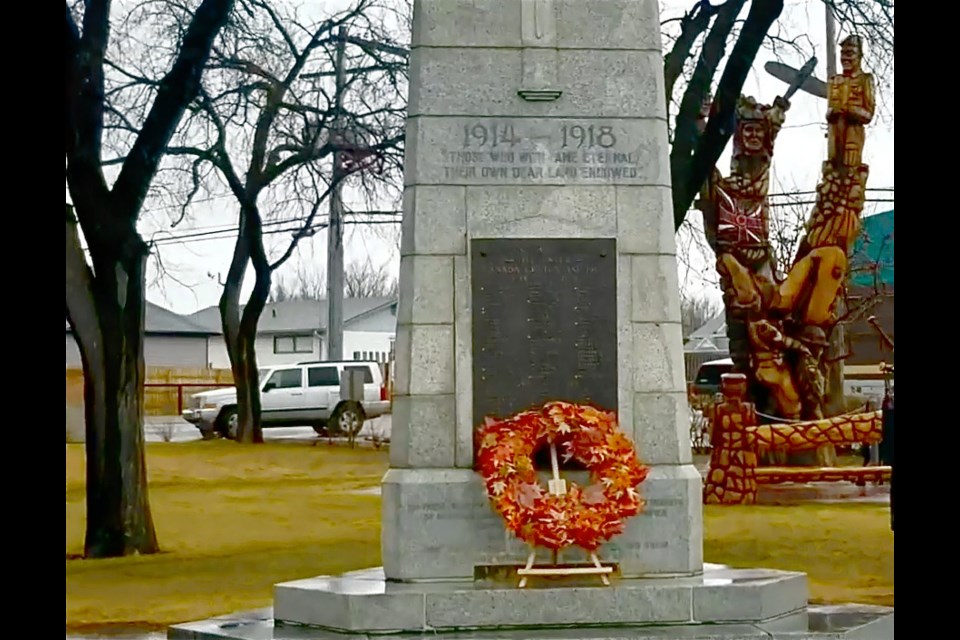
[[721, 373, 748, 401], [840, 39, 861, 74], [739, 121, 766, 154]]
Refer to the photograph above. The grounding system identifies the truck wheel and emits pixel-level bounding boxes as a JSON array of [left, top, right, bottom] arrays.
[[217, 407, 239, 440], [331, 403, 364, 437]]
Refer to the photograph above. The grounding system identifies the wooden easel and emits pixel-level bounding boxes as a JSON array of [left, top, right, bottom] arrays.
[[516, 441, 613, 588]]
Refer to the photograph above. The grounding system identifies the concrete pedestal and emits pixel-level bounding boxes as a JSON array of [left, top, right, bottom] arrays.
[[169, 567, 893, 639]]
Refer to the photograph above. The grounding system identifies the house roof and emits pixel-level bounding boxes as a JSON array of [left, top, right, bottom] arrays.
[[850, 209, 894, 289], [66, 301, 218, 336], [685, 312, 729, 354], [186, 297, 398, 334]]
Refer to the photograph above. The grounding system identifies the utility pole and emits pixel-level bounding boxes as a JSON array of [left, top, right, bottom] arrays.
[[311, 32, 407, 361], [326, 27, 347, 361], [825, 7, 837, 76], [823, 5, 847, 419]]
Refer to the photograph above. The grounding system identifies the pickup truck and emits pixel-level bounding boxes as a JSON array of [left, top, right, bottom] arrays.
[[182, 360, 391, 439]]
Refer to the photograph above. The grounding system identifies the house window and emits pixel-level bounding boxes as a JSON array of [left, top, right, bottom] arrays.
[[265, 368, 303, 389], [353, 351, 361, 360], [308, 366, 340, 387], [273, 334, 313, 354]]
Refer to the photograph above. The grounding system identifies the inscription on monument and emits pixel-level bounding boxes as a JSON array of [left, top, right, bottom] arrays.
[[471, 238, 618, 432], [419, 118, 659, 185]]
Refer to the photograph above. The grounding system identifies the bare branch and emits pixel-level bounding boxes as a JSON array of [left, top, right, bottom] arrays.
[[344, 258, 397, 298], [268, 175, 334, 271], [208, 54, 281, 84], [244, 0, 299, 56], [110, 0, 236, 218], [663, 0, 720, 107], [672, 0, 786, 228], [670, 0, 746, 203]]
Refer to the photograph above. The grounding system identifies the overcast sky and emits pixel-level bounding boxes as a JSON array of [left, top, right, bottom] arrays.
[[134, 0, 893, 316]]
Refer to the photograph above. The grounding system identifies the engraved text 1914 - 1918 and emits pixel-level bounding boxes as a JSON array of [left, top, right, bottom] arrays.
[[433, 118, 652, 183]]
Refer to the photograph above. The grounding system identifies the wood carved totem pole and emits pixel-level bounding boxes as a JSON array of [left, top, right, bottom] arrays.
[[699, 35, 876, 432], [698, 91, 790, 421]]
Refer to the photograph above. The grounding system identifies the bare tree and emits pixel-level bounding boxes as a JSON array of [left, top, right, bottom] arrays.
[[662, 0, 894, 230], [270, 258, 397, 301], [153, 0, 407, 442], [269, 262, 326, 302], [65, 0, 235, 558], [766, 195, 810, 281], [344, 258, 398, 298], [680, 293, 723, 340]]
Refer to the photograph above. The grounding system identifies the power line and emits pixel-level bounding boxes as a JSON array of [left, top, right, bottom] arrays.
[[149, 215, 401, 247], [769, 198, 894, 208], [146, 210, 401, 246], [138, 186, 895, 245], [82, 184, 894, 251], [768, 187, 894, 198], [80, 211, 401, 253]]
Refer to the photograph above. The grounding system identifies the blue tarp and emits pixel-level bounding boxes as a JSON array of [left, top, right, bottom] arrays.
[[850, 209, 894, 288]]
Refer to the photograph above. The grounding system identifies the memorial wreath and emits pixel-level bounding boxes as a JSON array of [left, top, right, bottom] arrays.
[[475, 401, 650, 551]]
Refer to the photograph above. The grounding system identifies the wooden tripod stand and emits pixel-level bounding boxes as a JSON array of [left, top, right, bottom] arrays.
[[515, 441, 614, 588]]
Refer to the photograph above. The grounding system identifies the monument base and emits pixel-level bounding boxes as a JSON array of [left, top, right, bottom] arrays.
[[381, 466, 704, 581], [168, 564, 893, 639]]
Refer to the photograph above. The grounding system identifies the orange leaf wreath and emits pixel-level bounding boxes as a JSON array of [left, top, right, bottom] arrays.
[[475, 401, 650, 551]]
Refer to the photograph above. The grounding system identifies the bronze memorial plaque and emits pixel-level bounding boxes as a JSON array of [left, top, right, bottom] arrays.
[[471, 238, 618, 430]]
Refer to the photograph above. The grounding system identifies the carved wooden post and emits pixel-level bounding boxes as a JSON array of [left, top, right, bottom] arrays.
[[703, 374, 759, 505]]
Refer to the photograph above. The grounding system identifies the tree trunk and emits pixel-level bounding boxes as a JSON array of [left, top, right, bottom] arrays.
[[233, 262, 274, 443], [219, 233, 263, 443], [233, 330, 263, 444], [824, 304, 848, 418], [218, 206, 274, 445], [67, 213, 158, 558]]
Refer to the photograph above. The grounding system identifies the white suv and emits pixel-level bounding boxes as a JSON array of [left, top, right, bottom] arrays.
[[182, 360, 391, 439]]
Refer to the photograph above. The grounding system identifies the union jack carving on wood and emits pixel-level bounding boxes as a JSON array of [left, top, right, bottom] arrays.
[[338, 148, 385, 175], [716, 186, 766, 246]]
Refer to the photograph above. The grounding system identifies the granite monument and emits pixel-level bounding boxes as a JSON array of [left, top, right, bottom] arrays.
[[170, 2, 893, 637]]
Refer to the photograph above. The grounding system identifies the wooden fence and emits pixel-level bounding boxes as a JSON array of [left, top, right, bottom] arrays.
[[66, 366, 234, 417]]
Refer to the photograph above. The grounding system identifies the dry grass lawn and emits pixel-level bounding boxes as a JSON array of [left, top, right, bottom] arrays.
[[704, 503, 893, 607], [66, 441, 892, 632]]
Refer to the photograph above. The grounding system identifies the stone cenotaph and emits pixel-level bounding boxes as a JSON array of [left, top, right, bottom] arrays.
[[170, 2, 894, 638], [382, 0, 703, 584]]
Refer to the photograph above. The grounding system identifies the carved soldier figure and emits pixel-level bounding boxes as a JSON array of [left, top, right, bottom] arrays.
[[826, 35, 875, 169], [770, 37, 875, 328], [745, 313, 804, 420], [707, 95, 791, 312], [793, 325, 829, 420]]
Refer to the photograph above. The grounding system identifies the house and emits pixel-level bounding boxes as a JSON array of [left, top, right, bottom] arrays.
[[188, 297, 398, 369], [66, 302, 218, 368], [845, 208, 894, 369], [683, 312, 729, 382]]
